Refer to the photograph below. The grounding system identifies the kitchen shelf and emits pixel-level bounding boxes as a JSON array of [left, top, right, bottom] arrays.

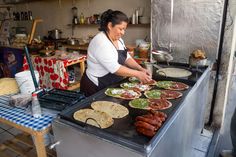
[[67, 23, 150, 27]]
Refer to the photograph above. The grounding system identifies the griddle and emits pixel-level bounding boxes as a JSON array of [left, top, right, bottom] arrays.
[[38, 88, 85, 111], [59, 76, 196, 154], [154, 62, 208, 82]]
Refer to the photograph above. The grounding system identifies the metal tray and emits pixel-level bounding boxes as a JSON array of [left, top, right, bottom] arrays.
[[59, 77, 195, 154], [38, 88, 85, 111]]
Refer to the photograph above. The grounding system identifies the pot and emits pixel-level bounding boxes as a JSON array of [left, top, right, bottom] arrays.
[[48, 29, 62, 39], [67, 38, 79, 45], [189, 56, 208, 67], [151, 50, 173, 62]]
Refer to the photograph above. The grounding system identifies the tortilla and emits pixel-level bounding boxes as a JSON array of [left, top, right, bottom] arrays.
[[129, 98, 172, 110], [144, 90, 162, 99], [0, 78, 19, 96], [144, 89, 183, 99], [156, 68, 192, 78], [129, 98, 150, 110], [156, 81, 189, 91], [73, 109, 114, 129], [91, 101, 129, 118], [105, 88, 141, 100], [120, 82, 152, 91], [128, 77, 157, 85], [128, 77, 140, 83]]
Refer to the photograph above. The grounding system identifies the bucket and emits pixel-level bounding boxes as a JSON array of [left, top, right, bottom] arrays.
[[15, 70, 39, 94]]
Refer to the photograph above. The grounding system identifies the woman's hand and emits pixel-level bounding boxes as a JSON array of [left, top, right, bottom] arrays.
[[135, 71, 152, 84], [140, 68, 152, 77]]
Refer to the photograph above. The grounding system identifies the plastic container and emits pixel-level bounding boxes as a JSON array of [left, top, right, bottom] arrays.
[[31, 93, 42, 118], [15, 70, 39, 94]]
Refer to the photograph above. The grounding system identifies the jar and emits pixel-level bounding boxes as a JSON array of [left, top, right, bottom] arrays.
[[139, 47, 149, 58], [138, 42, 150, 58]]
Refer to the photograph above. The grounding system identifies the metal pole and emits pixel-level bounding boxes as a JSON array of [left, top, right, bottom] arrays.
[[207, 0, 229, 126], [24, 46, 39, 90]]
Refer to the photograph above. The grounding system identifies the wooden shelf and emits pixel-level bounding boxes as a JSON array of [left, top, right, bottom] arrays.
[[62, 44, 88, 51], [67, 23, 150, 27]]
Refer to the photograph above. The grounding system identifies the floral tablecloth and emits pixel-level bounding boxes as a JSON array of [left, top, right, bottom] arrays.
[[23, 55, 86, 89]]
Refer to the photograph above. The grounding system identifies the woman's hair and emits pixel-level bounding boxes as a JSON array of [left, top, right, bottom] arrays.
[[99, 9, 129, 32]]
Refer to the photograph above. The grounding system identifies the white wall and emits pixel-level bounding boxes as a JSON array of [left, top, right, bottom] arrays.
[[15, 0, 151, 45]]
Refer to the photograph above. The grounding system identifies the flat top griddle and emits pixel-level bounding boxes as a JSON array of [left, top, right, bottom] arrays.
[[59, 76, 196, 154]]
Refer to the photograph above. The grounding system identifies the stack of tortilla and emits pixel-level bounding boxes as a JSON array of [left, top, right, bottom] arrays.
[[91, 101, 129, 118], [0, 78, 19, 96], [73, 101, 129, 129]]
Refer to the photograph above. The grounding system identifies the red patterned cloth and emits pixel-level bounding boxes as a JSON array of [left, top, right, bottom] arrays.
[[23, 55, 86, 89]]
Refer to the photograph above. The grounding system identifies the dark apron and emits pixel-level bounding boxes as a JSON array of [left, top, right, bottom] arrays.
[[80, 32, 128, 97]]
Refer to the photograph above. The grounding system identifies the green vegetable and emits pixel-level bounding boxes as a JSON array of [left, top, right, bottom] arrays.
[[145, 90, 161, 99], [129, 98, 149, 109], [105, 88, 123, 97], [156, 81, 173, 89], [129, 77, 140, 83], [120, 82, 137, 89]]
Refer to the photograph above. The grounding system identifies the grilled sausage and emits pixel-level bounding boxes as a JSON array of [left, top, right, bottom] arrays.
[[136, 127, 156, 137], [142, 114, 163, 123], [134, 121, 156, 132], [136, 116, 162, 127], [150, 110, 167, 121]]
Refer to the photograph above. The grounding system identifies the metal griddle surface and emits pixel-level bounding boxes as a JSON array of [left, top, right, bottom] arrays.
[[59, 77, 196, 154], [154, 62, 208, 82]]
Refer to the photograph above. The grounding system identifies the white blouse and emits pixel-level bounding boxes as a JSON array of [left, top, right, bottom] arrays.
[[86, 32, 130, 86]]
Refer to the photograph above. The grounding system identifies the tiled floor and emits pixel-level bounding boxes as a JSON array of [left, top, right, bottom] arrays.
[[192, 129, 214, 157], [0, 123, 23, 157]]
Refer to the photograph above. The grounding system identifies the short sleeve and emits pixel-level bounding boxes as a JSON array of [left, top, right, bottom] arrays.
[[93, 41, 121, 74]]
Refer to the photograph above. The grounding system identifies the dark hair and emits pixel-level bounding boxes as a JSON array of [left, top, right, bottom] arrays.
[[99, 9, 129, 32]]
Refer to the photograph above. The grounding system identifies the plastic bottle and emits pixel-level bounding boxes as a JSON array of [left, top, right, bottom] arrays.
[[132, 13, 136, 24], [80, 13, 85, 24], [135, 9, 139, 24], [31, 93, 42, 118]]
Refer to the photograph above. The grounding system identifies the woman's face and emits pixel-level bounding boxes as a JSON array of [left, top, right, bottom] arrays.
[[108, 21, 127, 41]]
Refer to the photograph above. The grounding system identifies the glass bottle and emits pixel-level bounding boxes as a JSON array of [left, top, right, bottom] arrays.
[[80, 13, 85, 24]]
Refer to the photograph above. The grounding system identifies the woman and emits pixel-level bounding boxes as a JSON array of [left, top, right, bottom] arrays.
[[80, 9, 151, 97]]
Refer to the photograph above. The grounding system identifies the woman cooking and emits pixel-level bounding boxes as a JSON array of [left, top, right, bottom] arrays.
[[80, 9, 151, 97]]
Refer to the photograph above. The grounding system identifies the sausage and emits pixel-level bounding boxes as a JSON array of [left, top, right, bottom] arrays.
[[142, 114, 163, 122], [136, 116, 162, 127], [134, 121, 156, 132], [136, 127, 156, 137], [150, 110, 167, 120], [151, 110, 167, 118], [132, 87, 141, 92]]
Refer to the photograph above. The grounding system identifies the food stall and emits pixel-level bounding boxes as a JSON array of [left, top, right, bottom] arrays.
[[52, 62, 211, 157]]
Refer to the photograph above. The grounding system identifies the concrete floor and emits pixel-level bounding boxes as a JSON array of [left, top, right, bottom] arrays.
[[213, 76, 236, 157], [192, 129, 214, 157], [207, 76, 236, 157]]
